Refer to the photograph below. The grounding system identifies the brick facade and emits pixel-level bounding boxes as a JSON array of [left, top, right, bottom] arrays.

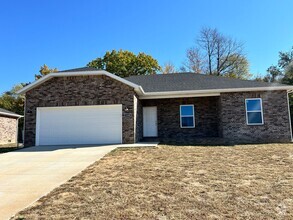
[[134, 95, 143, 142], [0, 116, 17, 145], [220, 90, 292, 143], [24, 75, 136, 146], [141, 97, 220, 143], [23, 75, 292, 146]]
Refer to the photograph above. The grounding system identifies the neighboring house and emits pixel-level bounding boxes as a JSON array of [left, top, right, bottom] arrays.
[[0, 108, 22, 145], [17, 67, 293, 146]]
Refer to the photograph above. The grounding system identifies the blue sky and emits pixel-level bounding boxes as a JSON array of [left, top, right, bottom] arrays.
[[0, 0, 292, 93]]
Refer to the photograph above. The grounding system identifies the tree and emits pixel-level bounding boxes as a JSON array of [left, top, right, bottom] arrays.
[[181, 47, 202, 73], [185, 27, 250, 79], [263, 65, 282, 83], [254, 73, 264, 82], [222, 55, 251, 79], [262, 47, 293, 84], [280, 47, 293, 85], [278, 47, 293, 69], [257, 47, 293, 83], [182, 47, 202, 73], [35, 64, 58, 80], [282, 62, 293, 84], [161, 62, 176, 74], [0, 84, 25, 115], [87, 50, 161, 78]]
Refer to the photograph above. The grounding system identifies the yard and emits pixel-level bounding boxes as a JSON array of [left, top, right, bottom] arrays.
[[13, 144, 293, 219]]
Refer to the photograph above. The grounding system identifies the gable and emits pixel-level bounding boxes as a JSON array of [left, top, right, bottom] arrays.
[[26, 74, 135, 99], [17, 70, 141, 95]]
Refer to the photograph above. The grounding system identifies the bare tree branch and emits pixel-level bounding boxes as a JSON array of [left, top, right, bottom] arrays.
[[182, 47, 202, 73], [185, 27, 248, 79], [162, 62, 176, 74]]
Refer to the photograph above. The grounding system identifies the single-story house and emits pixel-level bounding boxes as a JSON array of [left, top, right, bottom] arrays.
[[17, 67, 293, 146], [0, 108, 22, 145]]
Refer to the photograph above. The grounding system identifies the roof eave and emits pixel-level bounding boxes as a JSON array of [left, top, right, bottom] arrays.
[[138, 86, 293, 99], [0, 112, 23, 118]]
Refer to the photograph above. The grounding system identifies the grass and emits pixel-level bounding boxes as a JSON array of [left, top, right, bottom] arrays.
[[13, 144, 293, 219]]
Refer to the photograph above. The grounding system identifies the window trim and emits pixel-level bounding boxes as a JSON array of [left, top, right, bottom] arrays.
[[180, 104, 195, 128], [245, 98, 264, 125]]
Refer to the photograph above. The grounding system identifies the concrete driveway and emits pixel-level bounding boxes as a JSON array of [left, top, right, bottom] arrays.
[[0, 145, 116, 220]]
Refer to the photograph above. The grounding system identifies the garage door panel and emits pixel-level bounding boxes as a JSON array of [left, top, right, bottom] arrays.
[[36, 105, 122, 145]]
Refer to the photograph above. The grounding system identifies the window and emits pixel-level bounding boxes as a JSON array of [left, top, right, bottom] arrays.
[[180, 105, 195, 128], [245, 98, 264, 125]]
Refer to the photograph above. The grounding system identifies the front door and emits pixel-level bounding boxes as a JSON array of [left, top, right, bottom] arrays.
[[143, 106, 158, 137]]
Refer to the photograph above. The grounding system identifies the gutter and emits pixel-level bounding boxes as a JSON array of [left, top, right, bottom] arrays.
[[287, 90, 293, 142], [0, 112, 23, 118], [15, 116, 24, 146], [139, 86, 293, 99]]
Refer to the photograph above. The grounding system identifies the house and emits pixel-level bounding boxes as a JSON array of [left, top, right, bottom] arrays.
[[0, 108, 22, 145], [17, 67, 293, 146]]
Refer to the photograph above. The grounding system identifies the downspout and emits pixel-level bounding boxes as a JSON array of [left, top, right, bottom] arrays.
[[287, 90, 293, 142], [16, 116, 24, 147]]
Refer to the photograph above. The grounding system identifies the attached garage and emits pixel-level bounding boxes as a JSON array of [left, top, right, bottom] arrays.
[[36, 105, 122, 146]]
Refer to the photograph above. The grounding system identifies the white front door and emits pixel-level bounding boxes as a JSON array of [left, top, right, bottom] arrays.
[[143, 106, 158, 137]]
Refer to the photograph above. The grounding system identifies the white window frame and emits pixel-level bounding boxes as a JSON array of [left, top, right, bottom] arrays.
[[245, 98, 264, 125], [180, 105, 195, 128]]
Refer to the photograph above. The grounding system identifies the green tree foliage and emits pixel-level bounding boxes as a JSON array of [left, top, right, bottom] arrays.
[[261, 47, 293, 84], [87, 50, 161, 77], [0, 84, 25, 115], [263, 65, 283, 83], [282, 62, 293, 85], [280, 47, 293, 85], [278, 48, 293, 69], [222, 55, 252, 79], [35, 64, 58, 80]]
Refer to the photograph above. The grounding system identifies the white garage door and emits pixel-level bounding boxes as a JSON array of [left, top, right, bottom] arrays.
[[36, 105, 122, 146]]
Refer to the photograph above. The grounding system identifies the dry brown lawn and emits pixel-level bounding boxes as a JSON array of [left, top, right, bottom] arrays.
[[13, 144, 293, 220]]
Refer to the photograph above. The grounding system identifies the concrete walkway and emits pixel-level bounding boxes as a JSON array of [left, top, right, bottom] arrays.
[[0, 145, 117, 220]]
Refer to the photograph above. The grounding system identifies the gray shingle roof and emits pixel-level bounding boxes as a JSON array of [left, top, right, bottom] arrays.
[[0, 108, 22, 117], [58, 67, 98, 73], [125, 73, 288, 92]]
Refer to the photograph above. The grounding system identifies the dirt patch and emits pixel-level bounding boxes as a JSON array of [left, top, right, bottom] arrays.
[[12, 144, 293, 219]]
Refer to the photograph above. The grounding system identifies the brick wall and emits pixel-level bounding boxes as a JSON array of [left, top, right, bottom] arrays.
[[142, 96, 220, 143], [24, 75, 292, 146], [24, 75, 135, 146], [220, 90, 292, 143], [0, 116, 17, 144], [134, 95, 143, 142]]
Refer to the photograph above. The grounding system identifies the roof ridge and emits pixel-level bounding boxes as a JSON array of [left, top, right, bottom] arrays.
[[125, 73, 286, 85], [58, 67, 98, 73], [125, 72, 290, 93]]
